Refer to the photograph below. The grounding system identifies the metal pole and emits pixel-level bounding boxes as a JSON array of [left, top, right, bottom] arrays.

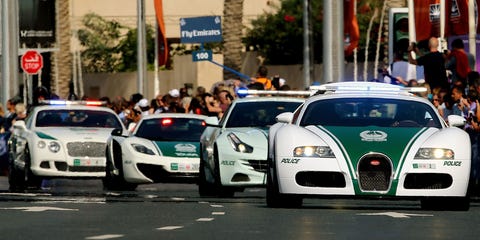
[[2, 0, 19, 104], [154, 20, 159, 96], [137, 0, 147, 95], [468, 0, 476, 68], [302, 0, 311, 89], [323, 0, 332, 83], [336, 0, 344, 82]]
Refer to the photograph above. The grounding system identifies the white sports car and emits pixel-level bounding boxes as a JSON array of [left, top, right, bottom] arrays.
[[199, 97, 304, 197], [104, 113, 218, 190], [267, 82, 471, 210], [8, 101, 125, 191]]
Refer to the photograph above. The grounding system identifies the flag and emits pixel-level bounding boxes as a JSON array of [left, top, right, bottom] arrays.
[[154, 0, 168, 66], [445, 0, 469, 36], [414, 0, 441, 42], [344, 0, 360, 57]]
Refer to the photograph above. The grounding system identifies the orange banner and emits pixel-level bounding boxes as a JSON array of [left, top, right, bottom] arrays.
[[154, 0, 169, 66], [414, 0, 441, 42], [344, 0, 359, 57]]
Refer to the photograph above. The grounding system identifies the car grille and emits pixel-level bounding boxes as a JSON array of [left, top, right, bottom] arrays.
[[246, 160, 268, 173], [137, 163, 198, 183], [358, 153, 392, 191], [67, 142, 106, 157], [54, 161, 105, 172]]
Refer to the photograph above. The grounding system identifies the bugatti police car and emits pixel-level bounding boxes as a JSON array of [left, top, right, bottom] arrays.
[[267, 82, 471, 210], [104, 113, 218, 191], [199, 96, 304, 197], [8, 100, 125, 191]]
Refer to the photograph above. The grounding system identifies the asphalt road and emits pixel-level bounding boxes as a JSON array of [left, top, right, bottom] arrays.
[[0, 176, 479, 240]]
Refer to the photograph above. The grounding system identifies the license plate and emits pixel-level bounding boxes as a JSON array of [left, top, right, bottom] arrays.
[[170, 163, 199, 171], [73, 158, 103, 166]]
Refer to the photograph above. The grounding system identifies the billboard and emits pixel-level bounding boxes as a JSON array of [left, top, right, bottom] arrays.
[[19, 0, 56, 48]]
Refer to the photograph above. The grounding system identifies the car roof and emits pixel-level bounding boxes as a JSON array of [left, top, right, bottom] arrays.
[[307, 81, 431, 104], [31, 104, 116, 113], [233, 96, 305, 103], [139, 113, 210, 121]]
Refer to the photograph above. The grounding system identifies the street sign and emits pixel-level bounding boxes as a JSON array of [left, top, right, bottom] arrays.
[[21, 50, 43, 75], [180, 16, 222, 43], [192, 50, 213, 62]]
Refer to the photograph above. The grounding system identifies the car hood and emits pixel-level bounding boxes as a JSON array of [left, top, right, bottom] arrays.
[[35, 127, 114, 142], [313, 126, 431, 167], [152, 141, 200, 158]]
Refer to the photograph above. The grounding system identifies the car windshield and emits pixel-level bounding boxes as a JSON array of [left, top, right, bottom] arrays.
[[300, 98, 442, 128], [225, 101, 302, 128], [35, 109, 122, 128], [135, 118, 206, 141]]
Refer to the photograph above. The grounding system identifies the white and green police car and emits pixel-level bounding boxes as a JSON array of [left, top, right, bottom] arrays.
[[104, 113, 218, 190], [8, 100, 125, 191], [267, 82, 471, 210]]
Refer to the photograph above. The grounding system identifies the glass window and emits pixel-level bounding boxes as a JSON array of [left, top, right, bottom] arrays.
[[300, 98, 441, 128], [36, 109, 122, 128], [135, 118, 206, 141], [225, 101, 302, 128]]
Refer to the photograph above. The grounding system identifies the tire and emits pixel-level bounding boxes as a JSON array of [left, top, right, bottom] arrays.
[[198, 146, 216, 197], [102, 145, 137, 191], [23, 148, 42, 190], [421, 196, 470, 211], [266, 147, 302, 208], [213, 146, 235, 198], [8, 156, 25, 192]]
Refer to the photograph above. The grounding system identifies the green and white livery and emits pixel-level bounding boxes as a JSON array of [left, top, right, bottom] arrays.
[[267, 82, 471, 210], [8, 101, 125, 191], [104, 113, 218, 191]]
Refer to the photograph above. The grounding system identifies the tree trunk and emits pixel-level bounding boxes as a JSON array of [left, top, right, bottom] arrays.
[[52, 0, 72, 99], [223, 0, 244, 80]]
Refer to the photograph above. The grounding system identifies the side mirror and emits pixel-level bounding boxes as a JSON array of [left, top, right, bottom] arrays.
[[447, 115, 466, 127], [203, 116, 221, 127], [205, 116, 219, 126], [13, 120, 27, 130], [276, 112, 294, 123], [111, 128, 123, 136]]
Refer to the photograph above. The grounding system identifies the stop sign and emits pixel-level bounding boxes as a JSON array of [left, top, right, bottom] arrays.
[[21, 50, 43, 74]]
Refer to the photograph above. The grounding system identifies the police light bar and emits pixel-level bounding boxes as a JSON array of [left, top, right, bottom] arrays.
[[309, 82, 427, 94], [236, 88, 313, 98], [40, 100, 107, 106]]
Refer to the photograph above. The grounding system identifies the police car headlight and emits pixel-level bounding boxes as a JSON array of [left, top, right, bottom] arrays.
[[294, 146, 335, 158], [227, 133, 253, 153], [48, 142, 61, 153], [131, 144, 155, 155], [415, 148, 454, 159]]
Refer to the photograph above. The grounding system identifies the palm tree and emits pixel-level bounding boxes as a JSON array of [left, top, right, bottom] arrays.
[[52, 0, 72, 99], [223, 0, 244, 80]]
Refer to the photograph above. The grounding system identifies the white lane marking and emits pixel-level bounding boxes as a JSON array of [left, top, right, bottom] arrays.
[[212, 212, 225, 215], [85, 234, 124, 239], [198, 201, 209, 204], [143, 195, 158, 199], [196, 218, 214, 222], [210, 204, 223, 208], [0, 192, 51, 197], [0, 206, 78, 212], [358, 212, 433, 218], [157, 226, 184, 231], [171, 197, 185, 201]]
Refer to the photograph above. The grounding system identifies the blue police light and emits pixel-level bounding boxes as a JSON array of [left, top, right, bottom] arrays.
[[236, 87, 249, 98]]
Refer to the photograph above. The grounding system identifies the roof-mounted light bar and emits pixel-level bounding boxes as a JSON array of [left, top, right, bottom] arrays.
[[40, 100, 107, 106], [309, 82, 427, 94], [236, 88, 314, 98]]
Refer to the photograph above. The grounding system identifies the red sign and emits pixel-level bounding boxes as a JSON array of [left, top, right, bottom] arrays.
[[21, 50, 43, 74]]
